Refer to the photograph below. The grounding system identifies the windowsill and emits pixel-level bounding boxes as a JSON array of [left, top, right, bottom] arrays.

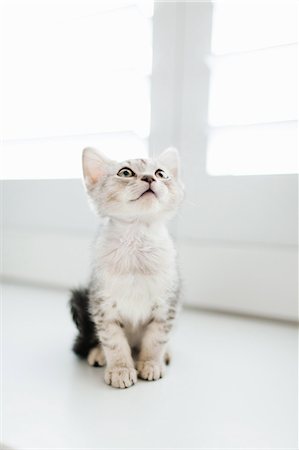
[[2, 282, 297, 449]]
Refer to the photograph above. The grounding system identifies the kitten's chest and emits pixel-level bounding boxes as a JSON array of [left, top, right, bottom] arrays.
[[101, 231, 173, 276], [95, 228, 177, 324], [111, 274, 166, 325]]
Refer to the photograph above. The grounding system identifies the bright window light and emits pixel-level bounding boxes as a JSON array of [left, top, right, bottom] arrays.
[[207, 1, 298, 176], [208, 44, 297, 127], [1, 133, 148, 180], [1, 0, 153, 179], [211, 1, 297, 54], [207, 122, 297, 176]]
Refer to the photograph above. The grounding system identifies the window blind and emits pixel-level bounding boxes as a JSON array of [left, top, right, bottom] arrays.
[[206, 1, 297, 176], [2, 0, 153, 179]]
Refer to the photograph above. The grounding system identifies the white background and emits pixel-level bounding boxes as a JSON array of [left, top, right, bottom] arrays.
[[1, 3, 298, 448], [2, 0, 298, 321]]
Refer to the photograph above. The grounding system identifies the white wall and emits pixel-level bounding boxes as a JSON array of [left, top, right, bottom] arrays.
[[3, 179, 96, 233], [2, 2, 298, 322], [2, 180, 96, 288]]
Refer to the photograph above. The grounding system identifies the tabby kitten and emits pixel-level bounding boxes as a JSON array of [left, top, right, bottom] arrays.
[[70, 147, 184, 388]]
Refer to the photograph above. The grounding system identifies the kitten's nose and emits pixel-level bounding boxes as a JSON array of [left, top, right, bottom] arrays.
[[141, 175, 155, 184]]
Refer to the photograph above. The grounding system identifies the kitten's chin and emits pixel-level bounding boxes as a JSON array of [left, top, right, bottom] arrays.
[[131, 189, 158, 202]]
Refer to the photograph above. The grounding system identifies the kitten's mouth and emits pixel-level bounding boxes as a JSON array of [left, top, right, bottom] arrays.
[[141, 188, 156, 197], [132, 188, 157, 201]]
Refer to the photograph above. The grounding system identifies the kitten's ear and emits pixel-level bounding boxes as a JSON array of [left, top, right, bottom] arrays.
[[158, 147, 180, 178], [82, 147, 110, 188]]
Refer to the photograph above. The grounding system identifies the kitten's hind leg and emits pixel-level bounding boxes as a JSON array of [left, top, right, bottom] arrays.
[[87, 344, 106, 367], [70, 288, 101, 362]]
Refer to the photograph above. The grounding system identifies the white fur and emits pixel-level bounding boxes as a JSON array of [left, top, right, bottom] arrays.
[[91, 220, 177, 327], [87, 345, 106, 367], [83, 148, 183, 388]]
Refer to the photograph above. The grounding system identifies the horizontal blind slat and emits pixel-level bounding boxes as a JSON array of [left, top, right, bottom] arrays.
[[208, 44, 297, 127], [212, 1, 297, 55], [3, 74, 151, 140], [2, 133, 148, 180], [207, 122, 297, 176]]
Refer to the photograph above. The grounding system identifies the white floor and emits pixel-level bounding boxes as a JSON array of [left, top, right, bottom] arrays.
[[1, 283, 298, 449]]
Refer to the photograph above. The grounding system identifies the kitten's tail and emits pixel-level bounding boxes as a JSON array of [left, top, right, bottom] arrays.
[[69, 288, 99, 358]]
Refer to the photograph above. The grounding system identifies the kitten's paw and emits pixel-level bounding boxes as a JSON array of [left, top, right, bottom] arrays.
[[137, 360, 166, 381], [87, 346, 106, 367], [104, 366, 137, 389]]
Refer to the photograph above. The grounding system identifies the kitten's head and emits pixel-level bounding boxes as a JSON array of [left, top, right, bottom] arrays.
[[82, 147, 184, 222]]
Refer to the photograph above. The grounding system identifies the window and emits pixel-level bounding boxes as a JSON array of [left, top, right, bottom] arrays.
[[1, 0, 153, 179], [206, 1, 298, 176]]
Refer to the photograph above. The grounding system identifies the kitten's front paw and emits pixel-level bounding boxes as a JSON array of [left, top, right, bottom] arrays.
[[137, 360, 166, 381], [104, 366, 137, 389]]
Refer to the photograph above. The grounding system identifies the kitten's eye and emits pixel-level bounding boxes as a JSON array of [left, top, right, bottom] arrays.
[[155, 169, 169, 179], [117, 167, 135, 178]]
